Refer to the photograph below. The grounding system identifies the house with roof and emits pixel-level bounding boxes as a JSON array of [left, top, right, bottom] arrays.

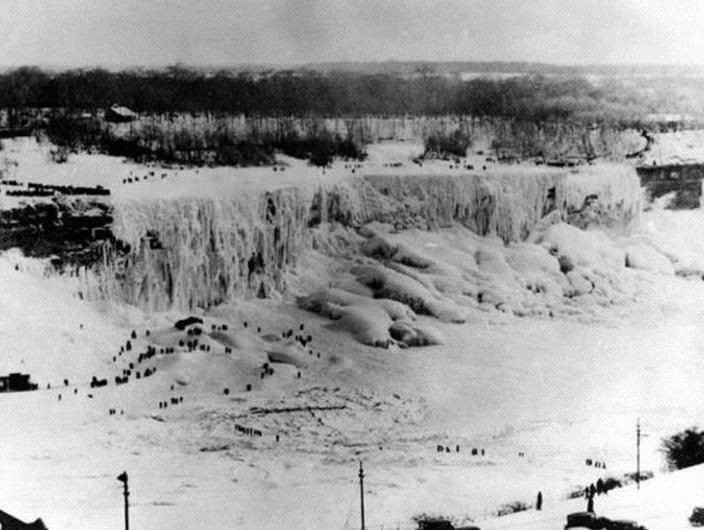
[[105, 104, 137, 123]]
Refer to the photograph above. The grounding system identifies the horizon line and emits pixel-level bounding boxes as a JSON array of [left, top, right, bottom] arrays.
[[3, 60, 704, 73]]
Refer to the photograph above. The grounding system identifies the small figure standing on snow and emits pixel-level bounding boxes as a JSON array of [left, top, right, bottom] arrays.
[[536, 491, 542, 510], [586, 492, 595, 513], [596, 478, 604, 495]]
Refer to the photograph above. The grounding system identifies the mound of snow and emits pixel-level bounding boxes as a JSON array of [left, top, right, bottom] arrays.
[[537, 223, 625, 270], [389, 320, 444, 347], [298, 218, 659, 348], [639, 209, 704, 273], [352, 264, 468, 323], [296, 287, 421, 346], [623, 243, 674, 275], [327, 303, 392, 347]]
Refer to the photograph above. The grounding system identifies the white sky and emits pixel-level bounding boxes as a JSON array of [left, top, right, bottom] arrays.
[[1, 0, 703, 67]]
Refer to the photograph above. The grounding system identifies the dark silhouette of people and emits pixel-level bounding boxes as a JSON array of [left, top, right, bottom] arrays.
[[536, 491, 542, 511], [587, 494, 594, 513]]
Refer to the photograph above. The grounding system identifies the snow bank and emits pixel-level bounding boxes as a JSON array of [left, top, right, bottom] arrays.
[[537, 223, 625, 270], [638, 208, 704, 273], [297, 287, 427, 347], [623, 243, 675, 274], [296, 216, 664, 347]]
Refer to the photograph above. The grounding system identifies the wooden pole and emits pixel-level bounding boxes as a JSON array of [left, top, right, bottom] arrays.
[[359, 461, 365, 530], [124, 479, 129, 530], [117, 471, 129, 530], [636, 419, 641, 490]]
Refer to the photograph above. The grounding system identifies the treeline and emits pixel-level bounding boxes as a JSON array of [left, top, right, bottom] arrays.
[[0, 66, 665, 124], [44, 114, 365, 166]]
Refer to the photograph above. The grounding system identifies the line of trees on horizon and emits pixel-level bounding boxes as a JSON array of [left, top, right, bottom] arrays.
[[0, 65, 685, 125]]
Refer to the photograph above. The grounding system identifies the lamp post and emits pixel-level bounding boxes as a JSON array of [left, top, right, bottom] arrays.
[[117, 471, 129, 530]]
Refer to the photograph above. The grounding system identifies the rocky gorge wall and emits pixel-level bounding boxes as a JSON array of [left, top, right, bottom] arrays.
[[636, 163, 704, 209], [0, 196, 117, 269], [75, 165, 641, 312]]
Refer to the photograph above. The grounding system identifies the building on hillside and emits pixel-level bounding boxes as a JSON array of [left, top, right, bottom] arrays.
[[636, 131, 704, 209], [105, 104, 137, 123], [636, 163, 704, 209]]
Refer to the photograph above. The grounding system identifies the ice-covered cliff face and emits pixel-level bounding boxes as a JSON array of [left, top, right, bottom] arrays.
[[312, 165, 640, 240], [318, 171, 568, 241], [88, 188, 310, 311], [80, 164, 642, 312], [563, 164, 643, 232]]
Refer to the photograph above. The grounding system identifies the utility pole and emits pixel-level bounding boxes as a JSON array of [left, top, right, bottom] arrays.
[[359, 461, 366, 530], [117, 471, 129, 530], [636, 419, 641, 490]]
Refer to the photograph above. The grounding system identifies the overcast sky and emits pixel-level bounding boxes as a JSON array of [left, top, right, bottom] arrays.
[[1, 0, 704, 68]]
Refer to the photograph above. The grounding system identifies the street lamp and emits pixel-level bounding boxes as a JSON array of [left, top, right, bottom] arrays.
[[117, 471, 129, 530]]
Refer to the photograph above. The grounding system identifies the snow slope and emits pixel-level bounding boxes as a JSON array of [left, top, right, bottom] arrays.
[[0, 248, 701, 529], [481, 463, 704, 530]]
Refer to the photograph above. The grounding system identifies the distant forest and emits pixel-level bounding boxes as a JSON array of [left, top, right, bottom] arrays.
[[0, 65, 695, 124]]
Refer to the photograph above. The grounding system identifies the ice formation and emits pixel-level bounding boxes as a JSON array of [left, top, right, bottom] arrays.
[[0, 137, 655, 347], [89, 189, 311, 311], [71, 163, 646, 331]]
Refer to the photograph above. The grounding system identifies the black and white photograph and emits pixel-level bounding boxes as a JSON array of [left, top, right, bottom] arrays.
[[1, 1, 704, 528]]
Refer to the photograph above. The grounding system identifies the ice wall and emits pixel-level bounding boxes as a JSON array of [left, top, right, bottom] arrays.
[[564, 164, 643, 232], [344, 171, 568, 241], [87, 188, 310, 312], [83, 165, 642, 312]]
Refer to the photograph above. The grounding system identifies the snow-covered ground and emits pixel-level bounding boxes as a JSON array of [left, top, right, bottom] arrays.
[[0, 137, 702, 529], [482, 463, 704, 530], [1, 260, 702, 530], [642, 130, 704, 166]]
